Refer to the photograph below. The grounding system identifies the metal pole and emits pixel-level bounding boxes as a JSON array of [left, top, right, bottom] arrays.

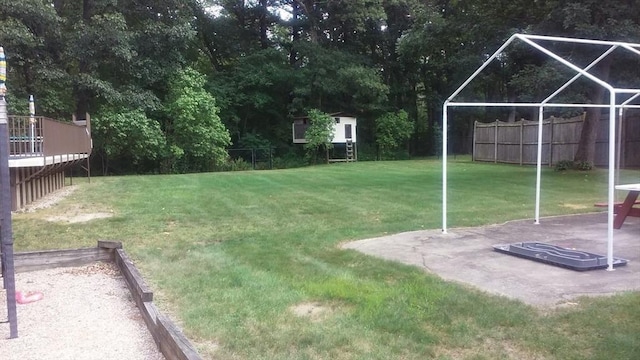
[[534, 107, 543, 224], [0, 45, 18, 338], [442, 102, 448, 234], [29, 95, 35, 154], [617, 108, 623, 189], [607, 91, 616, 271]]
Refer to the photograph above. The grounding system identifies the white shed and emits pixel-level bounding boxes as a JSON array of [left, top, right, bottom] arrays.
[[292, 113, 357, 161], [292, 113, 357, 144]]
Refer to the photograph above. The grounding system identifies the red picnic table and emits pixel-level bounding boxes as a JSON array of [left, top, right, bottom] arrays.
[[614, 183, 640, 229]]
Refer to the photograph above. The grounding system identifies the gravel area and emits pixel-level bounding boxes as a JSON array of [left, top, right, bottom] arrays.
[[1, 263, 164, 360]]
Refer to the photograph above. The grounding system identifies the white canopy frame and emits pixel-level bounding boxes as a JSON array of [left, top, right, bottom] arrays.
[[442, 34, 640, 270]]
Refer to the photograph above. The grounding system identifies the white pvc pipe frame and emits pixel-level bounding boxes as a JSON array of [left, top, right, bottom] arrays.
[[442, 33, 640, 271]]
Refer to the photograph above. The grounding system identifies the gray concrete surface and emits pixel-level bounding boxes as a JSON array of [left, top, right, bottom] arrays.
[[343, 212, 640, 308]]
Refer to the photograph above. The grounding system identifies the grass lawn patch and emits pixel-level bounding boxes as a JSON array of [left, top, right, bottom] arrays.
[[13, 158, 640, 359]]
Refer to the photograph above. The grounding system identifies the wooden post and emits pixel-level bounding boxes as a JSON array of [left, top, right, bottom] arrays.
[[0, 49, 19, 336], [20, 168, 26, 209], [472, 121, 477, 162], [494, 120, 498, 163], [548, 116, 554, 166], [25, 169, 31, 205], [10, 168, 18, 211], [519, 120, 523, 165]]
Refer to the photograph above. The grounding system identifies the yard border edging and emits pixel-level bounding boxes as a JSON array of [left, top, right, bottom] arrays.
[[1, 241, 202, 360]]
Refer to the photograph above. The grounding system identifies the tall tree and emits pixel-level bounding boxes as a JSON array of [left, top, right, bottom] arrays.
[[536, 0, 640, 164], [303, 108, 334, 163], [0, 0, 71, 116], [375, 109, 413, 159], [1, 0, 195, 118], [164, 67, 231, 173]]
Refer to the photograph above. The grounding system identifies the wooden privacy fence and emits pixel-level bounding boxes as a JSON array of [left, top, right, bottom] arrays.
[[473, 113, 640, 167]]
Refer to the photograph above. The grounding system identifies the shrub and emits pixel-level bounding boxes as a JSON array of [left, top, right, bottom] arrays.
[[216, 158, 253, 172], [575, 161, 593, 171], [555, 160, 574, 171], [272, 155, 308, 169]]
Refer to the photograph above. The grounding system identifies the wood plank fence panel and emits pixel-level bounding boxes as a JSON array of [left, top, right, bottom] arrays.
[[496, 123, 521, 164], [473, 122, 498, 162], [473, 113, 640, 167], [625, 118, 640, 167]]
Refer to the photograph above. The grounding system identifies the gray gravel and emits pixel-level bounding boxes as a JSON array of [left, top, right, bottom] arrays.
[[1, 263, 164, 360]]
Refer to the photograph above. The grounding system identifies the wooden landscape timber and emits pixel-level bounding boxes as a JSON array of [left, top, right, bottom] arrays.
[[0, 241, 202, 360], [0, 240, 119, 272]]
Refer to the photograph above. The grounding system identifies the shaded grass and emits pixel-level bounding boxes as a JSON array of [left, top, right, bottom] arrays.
[[12, 158, 640, 359]]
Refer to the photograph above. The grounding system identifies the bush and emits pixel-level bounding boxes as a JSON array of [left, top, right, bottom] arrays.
[[554, 160, 593, 171], [555, 160, 574, 171], [217, 158, 253, 172], [272, 155, 308, 169], [575, 160, 593, 171], [355, 142, 378, 161]]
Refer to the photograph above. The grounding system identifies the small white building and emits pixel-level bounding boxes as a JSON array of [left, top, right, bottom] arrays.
[[292, 113, 357, 161], [292, 113, 357, 144]]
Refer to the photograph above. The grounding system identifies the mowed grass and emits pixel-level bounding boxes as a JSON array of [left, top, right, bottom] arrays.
[[12, 158, 640, 359]]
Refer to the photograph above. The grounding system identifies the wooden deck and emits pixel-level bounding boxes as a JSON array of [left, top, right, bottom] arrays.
[[7, 115, 91, 211]]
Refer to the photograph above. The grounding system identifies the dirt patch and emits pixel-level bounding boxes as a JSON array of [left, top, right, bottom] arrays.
[[15, 185, 115, 223], [46, 212, 114, 223], [561, 203, 589, 210], [435, 338, 548, 360], [16, 185, 79, 213], [290, 302, 331, 322]]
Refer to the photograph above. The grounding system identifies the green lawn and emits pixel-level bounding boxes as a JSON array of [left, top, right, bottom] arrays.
[[13, 158, 640, 359]]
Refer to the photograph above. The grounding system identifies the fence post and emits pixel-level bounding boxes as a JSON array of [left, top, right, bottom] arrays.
[[251, 149, 256, 170], [548, 116, 554, 166], [519, 120, 523, 165], [472, 121, 477, 161], [494, 120, 498, 163]]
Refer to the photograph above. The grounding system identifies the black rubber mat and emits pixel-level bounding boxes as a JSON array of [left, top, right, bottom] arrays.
[[493, 242, 628, 271]]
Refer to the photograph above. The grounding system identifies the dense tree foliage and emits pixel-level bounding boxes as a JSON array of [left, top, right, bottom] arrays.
[[1, 0, 638, 172], [164, 67, 231, 172], [92, 108, 166, 174], [303, 109, 334, 163], [375, 110, 413, 160]]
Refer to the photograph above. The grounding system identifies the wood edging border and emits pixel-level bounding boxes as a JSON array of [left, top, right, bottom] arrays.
[[2, 241, 202, 360]]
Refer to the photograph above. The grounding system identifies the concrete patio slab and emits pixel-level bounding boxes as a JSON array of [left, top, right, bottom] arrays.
[[342, 212, 640, 308]]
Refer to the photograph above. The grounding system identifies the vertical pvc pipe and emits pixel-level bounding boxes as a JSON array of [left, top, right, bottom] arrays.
[[29, 95, 35, 153], [607, 91, 616, 271], [442, 103, 448, 234], [616, 108, 623, 188], [534, 107, 543, 224]]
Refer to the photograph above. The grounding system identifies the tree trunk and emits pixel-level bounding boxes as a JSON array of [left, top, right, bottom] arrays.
[[53, 0, 64, 15], [289, 1, 300, 65], [82, 0, 93, 19], [295, 0, 319, 43], [506, 86, 516, 122], [574, 57, 613, 164], [259, 0, 268, 49], [74, 0, 93, 118]]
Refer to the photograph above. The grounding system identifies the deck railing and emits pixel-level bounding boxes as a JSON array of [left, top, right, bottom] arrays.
[[8, 115, 91, 158]]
